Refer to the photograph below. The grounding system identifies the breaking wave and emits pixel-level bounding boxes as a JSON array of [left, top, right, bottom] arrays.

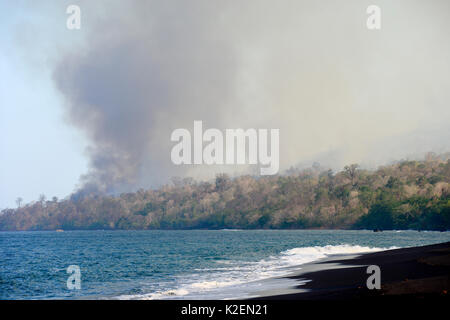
[[116, 244, 395, 300]]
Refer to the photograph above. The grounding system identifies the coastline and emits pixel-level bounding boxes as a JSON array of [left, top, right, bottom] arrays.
[[252, 241, 450, 300]]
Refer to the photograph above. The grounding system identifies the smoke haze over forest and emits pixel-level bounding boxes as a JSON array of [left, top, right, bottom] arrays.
[[1, 1, 450, 206]]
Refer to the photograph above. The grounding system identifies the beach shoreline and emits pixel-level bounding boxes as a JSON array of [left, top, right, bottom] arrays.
[[252, 241, 450, 300]]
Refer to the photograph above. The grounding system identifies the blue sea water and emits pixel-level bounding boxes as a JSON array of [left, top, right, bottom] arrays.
[[1, 230, 449, 300]]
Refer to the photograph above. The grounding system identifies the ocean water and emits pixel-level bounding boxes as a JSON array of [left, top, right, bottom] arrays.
[[1, 230, 449, 300]]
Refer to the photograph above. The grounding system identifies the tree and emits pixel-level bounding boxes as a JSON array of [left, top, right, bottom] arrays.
[[215, 173, 230, 192], [356, 202, 395, 230], [1, 156, 449, 231], [16, 197, 23, 208], [344, 164, 359, 186], [39, 194, 46, 203]]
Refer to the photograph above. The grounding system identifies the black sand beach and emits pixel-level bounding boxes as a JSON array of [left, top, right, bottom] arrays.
[[256, 241, 450, 300]]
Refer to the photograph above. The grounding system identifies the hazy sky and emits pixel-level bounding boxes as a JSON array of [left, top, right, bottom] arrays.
[[0, 2, 88, 209], [1, 0, 450, 208]]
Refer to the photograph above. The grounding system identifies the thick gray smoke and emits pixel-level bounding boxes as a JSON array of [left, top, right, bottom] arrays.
[[53, 0, 450, 194]]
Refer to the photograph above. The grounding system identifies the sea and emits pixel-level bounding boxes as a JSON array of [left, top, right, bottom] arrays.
[[1, 229, 449, 300]]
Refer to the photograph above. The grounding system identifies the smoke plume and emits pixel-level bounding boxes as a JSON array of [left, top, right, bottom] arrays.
[[53, 0, 450, 194]]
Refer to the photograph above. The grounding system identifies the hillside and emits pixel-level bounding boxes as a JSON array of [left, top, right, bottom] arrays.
[[1, 154, 449, 231]]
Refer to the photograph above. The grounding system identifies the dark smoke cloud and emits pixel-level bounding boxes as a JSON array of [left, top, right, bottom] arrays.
[[54, 1, 242, 194], [53, 0, 450, 195]]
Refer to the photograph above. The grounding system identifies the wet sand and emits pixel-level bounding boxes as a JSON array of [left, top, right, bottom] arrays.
[[253, 241, 450, 300]]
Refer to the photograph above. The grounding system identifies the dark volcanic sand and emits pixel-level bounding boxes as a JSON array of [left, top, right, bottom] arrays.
[[255, 241, 450, 300]]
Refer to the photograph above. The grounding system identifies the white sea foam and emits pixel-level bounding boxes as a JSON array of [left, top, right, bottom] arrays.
[[116, 244, 396, 300], [118, 288, 190, 300], [280, 244, 396, 265], [190, 280, 241, 289]]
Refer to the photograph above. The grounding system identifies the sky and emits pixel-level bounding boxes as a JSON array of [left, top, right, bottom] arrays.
[[1, 0, 450, 208], [0, 2, 89, 208]]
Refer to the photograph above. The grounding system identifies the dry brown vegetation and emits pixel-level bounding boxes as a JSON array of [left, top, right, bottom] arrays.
[[1, 153, 449, 231]]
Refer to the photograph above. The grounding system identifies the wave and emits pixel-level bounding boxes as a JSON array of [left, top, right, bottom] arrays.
[[116, 244, 396, 300], [118, 288, 189, 300], [280, 244, 396, 265]]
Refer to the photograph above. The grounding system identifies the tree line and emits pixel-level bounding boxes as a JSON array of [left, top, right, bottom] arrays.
[[1, 153, 449, 231]]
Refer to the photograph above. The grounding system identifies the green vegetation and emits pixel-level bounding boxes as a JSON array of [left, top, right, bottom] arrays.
[[1, 153, 449, 231]]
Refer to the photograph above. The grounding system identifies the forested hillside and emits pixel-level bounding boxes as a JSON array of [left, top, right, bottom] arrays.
[[1, 153, 450, 231]]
